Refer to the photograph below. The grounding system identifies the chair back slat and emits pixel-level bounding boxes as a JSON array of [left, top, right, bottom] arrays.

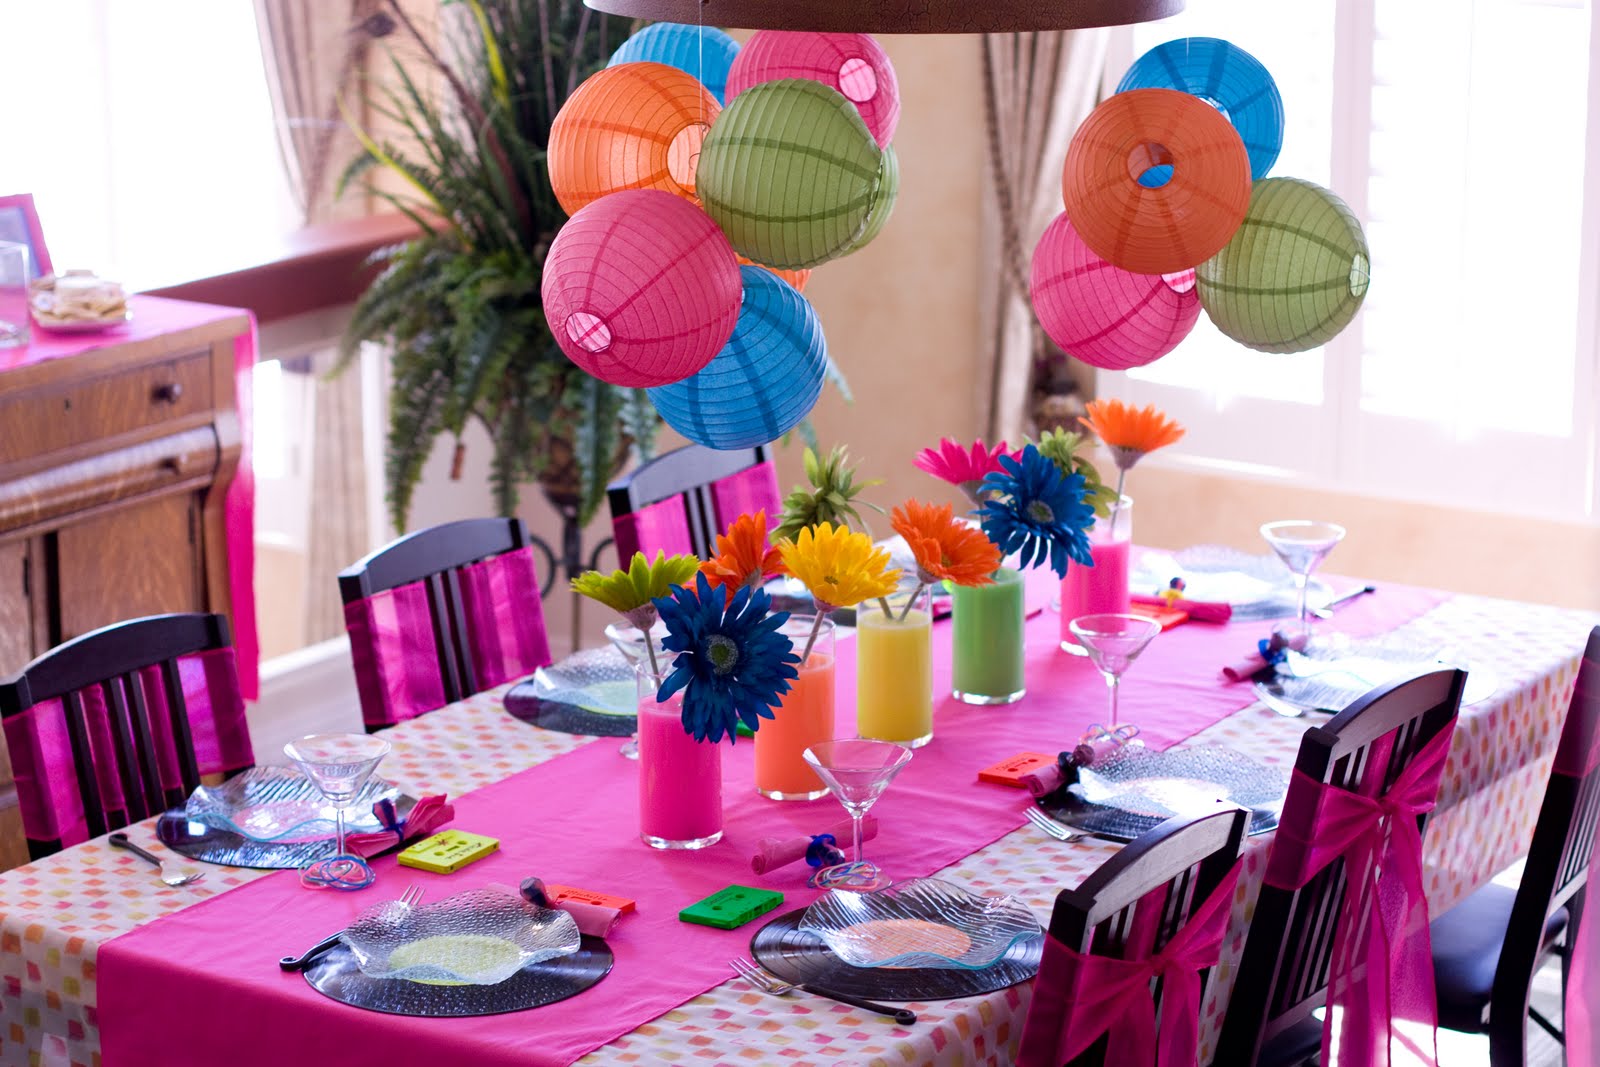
[[1021, 807, 1248, 1067], [339, 518, 549, 729], [1215, 666, 1466, 1062], [607, 444, 775, 562], [0, 613, 251, 858]]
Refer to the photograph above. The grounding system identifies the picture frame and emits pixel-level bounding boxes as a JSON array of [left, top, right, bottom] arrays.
[[0, 193, 52, 279]]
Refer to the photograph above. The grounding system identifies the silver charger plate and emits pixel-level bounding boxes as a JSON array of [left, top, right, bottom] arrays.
[[1130, 545, 1334, 621], [1036, 745, 1287, 840], [797, 878, 1041, 970]]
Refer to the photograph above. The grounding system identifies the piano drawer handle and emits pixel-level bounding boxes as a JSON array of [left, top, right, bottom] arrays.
[[153, 382, 185, 404]]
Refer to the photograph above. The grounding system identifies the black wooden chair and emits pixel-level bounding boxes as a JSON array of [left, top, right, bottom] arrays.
[[1018, 807, 1249, 1066], [0, 612, 253, 858], [1212, 666, 1468, 1066], [1429, 626, 1600, 1065], [606, 443, 779, 563], [339, 517, 552, 729]]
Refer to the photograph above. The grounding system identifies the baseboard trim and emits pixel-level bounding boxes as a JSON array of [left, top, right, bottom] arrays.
[[249, 636, 364, 754]]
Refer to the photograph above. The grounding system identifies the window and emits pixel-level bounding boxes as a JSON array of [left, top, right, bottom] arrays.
[[1101, 0, 1600, 521]]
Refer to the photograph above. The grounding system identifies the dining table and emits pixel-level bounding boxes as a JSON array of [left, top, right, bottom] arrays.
[[0, 557, 1594, 1067]]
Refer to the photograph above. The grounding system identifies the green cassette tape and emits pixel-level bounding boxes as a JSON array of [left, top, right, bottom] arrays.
[[679, 884, 785, 930]]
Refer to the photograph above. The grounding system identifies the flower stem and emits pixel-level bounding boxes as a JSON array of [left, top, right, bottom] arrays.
[[897, 584, 926, 622], [1106, 470, 1128, 539], [644, 633, 661, 677], [799, 610, 827, 664]]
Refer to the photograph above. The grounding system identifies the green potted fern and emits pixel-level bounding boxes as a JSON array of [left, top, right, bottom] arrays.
[[339, 0, 656, 531]]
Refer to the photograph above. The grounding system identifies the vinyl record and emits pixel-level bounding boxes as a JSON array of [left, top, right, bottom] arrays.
[[750, 909, 1041, 1001], [157, 792, 419, 870], [304, 936, 614, 1018], [503, 685, 638, 737]]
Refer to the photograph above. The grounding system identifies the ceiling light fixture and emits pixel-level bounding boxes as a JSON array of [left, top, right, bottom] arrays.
[[581, 0, 1184, 35]]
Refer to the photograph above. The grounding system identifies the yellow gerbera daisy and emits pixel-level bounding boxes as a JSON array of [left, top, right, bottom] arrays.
[[777, 522, 901, 613]]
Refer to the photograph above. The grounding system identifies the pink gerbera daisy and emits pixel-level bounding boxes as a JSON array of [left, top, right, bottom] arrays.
[[913, 437, 1014, 505]]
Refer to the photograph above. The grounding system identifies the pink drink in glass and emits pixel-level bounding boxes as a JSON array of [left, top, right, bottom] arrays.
[[636, 684, 723, 849], [1060, 496, 1133, 653]]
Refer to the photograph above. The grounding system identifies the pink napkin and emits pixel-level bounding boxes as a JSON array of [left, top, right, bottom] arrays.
[[1020, 738, 1125, 797], [1221, 633, 1309, 682], [1131, 594, 1232, 623], [345, 794, 454, 858], [751, 816, 878, 874], [518, 878, 621, 938]]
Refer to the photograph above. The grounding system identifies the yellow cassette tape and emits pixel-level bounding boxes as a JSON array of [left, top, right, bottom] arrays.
[[396, 830, 501, 874]]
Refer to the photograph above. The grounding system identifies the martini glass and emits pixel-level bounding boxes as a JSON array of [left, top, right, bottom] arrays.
[[1260, 521, 1347, 636], [284, 733, 390, 888], [1069, 613, 1162, 735], [803, 739, 913, 891]]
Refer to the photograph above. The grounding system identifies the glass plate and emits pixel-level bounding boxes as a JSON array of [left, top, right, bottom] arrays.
[[341, 886, 581, 985], [1036, 745, 1287, 840], [1130, 545, 1333, 621], [158, 787, 417, 870], [503, 647, 639, 737], [798, 878, 1042, 970], [1253, 634, 1499, 715], [184, 766, 400, 842]]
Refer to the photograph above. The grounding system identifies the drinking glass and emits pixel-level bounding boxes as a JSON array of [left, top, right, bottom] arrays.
[[1068, 613, 1161, 733], [283, 733, 391, 882], [0, 241, 30, 350], [1059, 495, 1133, 654], [604, 619, 667, 759], [951, 568, 1026, 704], [856, 587, 934, 747], [803, 739, 912, 891], [1259, 520, 1346, 636], [754, 615, 835, 799], [635, 663, 723, 849]]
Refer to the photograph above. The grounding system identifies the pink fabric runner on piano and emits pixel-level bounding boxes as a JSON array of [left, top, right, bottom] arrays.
[[0, 295, 259, 698], [97, 576, 1444, 1067]]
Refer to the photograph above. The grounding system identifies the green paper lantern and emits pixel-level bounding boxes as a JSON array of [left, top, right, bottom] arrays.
[[1196, 177, 1371, 354], [697, 78, 884, 269], [846, 144, 898, 253]]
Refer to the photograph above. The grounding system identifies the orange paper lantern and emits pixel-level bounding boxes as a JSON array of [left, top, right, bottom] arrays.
[[739, 256, 812, 293], [1062, 88, 1252, 275], [548, 62, 721, 217]]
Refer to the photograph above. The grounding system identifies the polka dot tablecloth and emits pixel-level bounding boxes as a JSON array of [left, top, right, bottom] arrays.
[[1, 594, 1593, 1067]]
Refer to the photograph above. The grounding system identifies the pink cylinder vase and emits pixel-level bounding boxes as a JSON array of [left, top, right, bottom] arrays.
[[1060, 496, 1133, 655], [636, 665, 723, 849]]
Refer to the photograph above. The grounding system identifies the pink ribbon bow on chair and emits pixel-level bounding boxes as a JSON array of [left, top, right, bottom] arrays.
[[1019, 860, 1243, 1067], [1264, 725, 1456, 1067]]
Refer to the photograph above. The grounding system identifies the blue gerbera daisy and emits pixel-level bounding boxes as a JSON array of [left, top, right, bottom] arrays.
[[975, 444, 1096, 579], [652, 571, 802, 743]]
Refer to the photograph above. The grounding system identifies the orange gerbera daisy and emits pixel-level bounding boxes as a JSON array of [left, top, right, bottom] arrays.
[[1080, 398, 1185, 473], [700, 510, 785, 597], [890, 500, 1002, 588]]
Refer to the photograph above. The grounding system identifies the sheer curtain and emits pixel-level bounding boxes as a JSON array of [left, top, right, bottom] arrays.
[[252, 0, 381, 644], [978, 30, 1108, 445]]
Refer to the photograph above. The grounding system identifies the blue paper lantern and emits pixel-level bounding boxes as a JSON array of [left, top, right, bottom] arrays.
[[609, 23, 741, 104], [648, 266, 827, 449], [1116, 37, 1284, 180]]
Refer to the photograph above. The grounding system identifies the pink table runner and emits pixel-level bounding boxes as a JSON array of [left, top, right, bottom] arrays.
[[0, 295, 259, 698], [98, 578, 1443, 1066]]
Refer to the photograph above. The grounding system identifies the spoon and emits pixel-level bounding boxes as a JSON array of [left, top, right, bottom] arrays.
[[1311, 584, 1376, 620]]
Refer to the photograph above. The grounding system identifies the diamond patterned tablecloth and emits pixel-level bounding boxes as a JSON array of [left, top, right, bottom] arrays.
[[1, 594, 1593, 1067]]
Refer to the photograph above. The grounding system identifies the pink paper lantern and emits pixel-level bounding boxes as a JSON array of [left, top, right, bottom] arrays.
[[542, 190, 742, 388], [726, 31, 899, 148], [1029, 211, 1200, 370]]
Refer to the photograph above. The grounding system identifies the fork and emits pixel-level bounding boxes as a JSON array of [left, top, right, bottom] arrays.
[[108, 832, 205, 887], [1024, 806, 1089, 843], [729, 957, 917, 1026], [279, 884, 424, 971]]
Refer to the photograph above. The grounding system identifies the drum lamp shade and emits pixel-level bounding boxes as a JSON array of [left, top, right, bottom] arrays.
[[1196, 177, 1371, 354], [609, 22, 741, 104], [648, 265, 828, 449], [1116, 37, 1284, 180], [1062, 88, 1252, 275], [697, 78, 885, 269], [1030, 212, 1200, 369], [541, 189, 742, 387], [726, 31, 900, 147], [548, 62, 720, 216], [740, 256, 812, 292]]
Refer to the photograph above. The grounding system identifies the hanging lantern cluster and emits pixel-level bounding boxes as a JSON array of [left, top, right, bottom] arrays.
[[543, 23, 902, 450], [1031, 36, 1370, 363]]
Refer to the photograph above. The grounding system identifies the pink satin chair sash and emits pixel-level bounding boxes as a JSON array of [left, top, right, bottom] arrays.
[[1264, 725, 1456, 1067], [710, 462, 781, 529], [458, 547, 552, 690], [611, 495, 696, 565], [344, 580, 448, 727], [2, 647, 254, 849], [1019, 860, 1243, 1067], [1558, 656, 1600, 1064]]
